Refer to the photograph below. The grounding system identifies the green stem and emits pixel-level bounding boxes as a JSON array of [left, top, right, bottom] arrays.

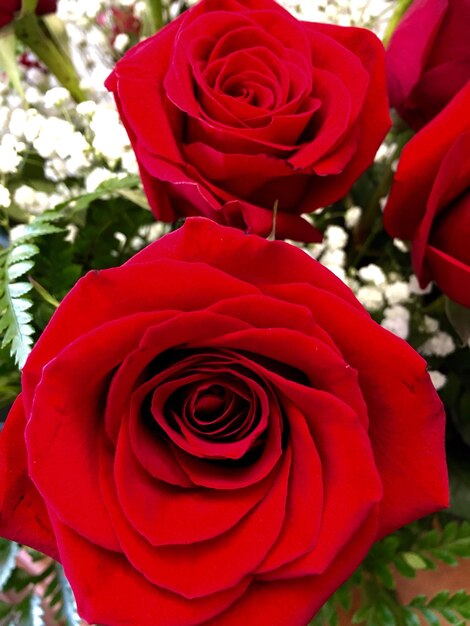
[[14, 14, 86, 103], [354, 129, 414, 249], [145, 0, 164, 32]]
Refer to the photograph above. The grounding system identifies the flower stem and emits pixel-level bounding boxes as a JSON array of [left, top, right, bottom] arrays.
[[145, 0, 164, 32], [14, 13, 86, 103]]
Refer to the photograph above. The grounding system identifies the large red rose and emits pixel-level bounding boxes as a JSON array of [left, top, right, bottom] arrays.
[[0, 0, 57, 28], [384, 82, 470, 309], [386, 0, 470, 130], [0, 219, 447, 626], [106, 0, 390, 243]]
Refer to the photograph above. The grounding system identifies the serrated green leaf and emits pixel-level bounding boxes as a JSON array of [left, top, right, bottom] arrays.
[[16, 592, 44, 626], [420, 608, 441, 626], [0, 539, 19, 591], [432, 549, 458, 566], [443, 521, 459, 543], [7, 260, 35, 281], [429, 591, 450, 607], [8, 282, 33, 298], [375, 563, 395, 590], [402, 552, 428, 570], [8, 243, 39, 264], [402, 607, 420, 626], [11, 222, 63, 242], [394, 555, 417, 578], [352, 605, 371, 623]]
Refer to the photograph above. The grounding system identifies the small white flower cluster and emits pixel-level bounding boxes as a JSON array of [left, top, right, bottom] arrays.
[[352, 263, 412, 326], [280, 0, 394, 35], [0, 1, 139, 218]]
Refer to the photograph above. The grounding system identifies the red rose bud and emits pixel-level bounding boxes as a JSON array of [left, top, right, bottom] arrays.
[[0, 218, 448, 626], [387, 0, 470, 130], [0, 0, 57, 28], [106, 0, 390, 243], [384, 82, 470, 308]]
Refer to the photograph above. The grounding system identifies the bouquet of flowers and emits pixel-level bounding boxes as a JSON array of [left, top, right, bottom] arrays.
[[0, 0, 469, 625]]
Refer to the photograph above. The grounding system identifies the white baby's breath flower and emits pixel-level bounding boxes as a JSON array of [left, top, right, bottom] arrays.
[[422, 316, 439, 334], [420, 332, 456, 357], [76, 100, 98, 117], [9, 109, 27, 138], [0, 184, 11, 208], [321, 249, 346, 268], [85, 168, 117, 192], [393, 238, 408, 253], [44, 87, 71, 109], [23, 109, 45, 143], [384, 281, 410, 305], [429, 370, 447, 391], [356, 286, 384, 312], [409, 274, 433, 295], [0, 144, 21, 173], [25, 86, 42, 105], [121, 149, 139, 175], [114, 34, 130, 54], [358, 263, 386, 286], [381, 305, 410, 340], [344, 206, 361, 229], [324, 225, 348, 250], [14, 185, 37, 210], [45, 158, 68, 182]]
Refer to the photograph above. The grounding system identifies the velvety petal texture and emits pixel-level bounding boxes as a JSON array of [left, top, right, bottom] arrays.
[[384, 82, 470, 308], [0, 0, 57, 27], [386, 0, 470, 129], [0, 218, 447, 626], [106, 0, 390, 243]]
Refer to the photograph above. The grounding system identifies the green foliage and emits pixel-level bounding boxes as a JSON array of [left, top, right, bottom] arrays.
[[410, 591, 470, 625], [41, 564, 80, 626], [0, 539, 19, 591], [0, 216, 62, 368], [313, 519, 470, 626]]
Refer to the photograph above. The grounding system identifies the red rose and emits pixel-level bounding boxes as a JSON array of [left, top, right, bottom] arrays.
[[0, 0, 57, 28], [384, 82, 470, 308], [0, 219, 447, 626], [106, 0, 390, 243], [386, 0, 470, 130]]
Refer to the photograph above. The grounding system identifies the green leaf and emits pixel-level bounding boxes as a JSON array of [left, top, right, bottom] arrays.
[[0, 27, 24, 98], [0, 539, 19, 591], [402, 552, 428, 570], [43, 564, 81, 626], [7, 260, 35, 281], [445, 297, 470, 346], [0, 216, 63, 367], [15, 593, 44, 626]]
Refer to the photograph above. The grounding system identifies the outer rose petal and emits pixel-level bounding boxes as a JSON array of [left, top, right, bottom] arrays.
[[265, 283, 449, 536], [0, 396, 59, 560], [206, 510, 379, 626], [50, 516, 251, 626]]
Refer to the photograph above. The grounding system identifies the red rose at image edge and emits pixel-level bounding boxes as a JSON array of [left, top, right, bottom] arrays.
[[386, 0, 470, 130], [0, 219, 447, 626], [106, 0, 390, 243], [384, 82, 470, 309], [0, 0, 57, 28]]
